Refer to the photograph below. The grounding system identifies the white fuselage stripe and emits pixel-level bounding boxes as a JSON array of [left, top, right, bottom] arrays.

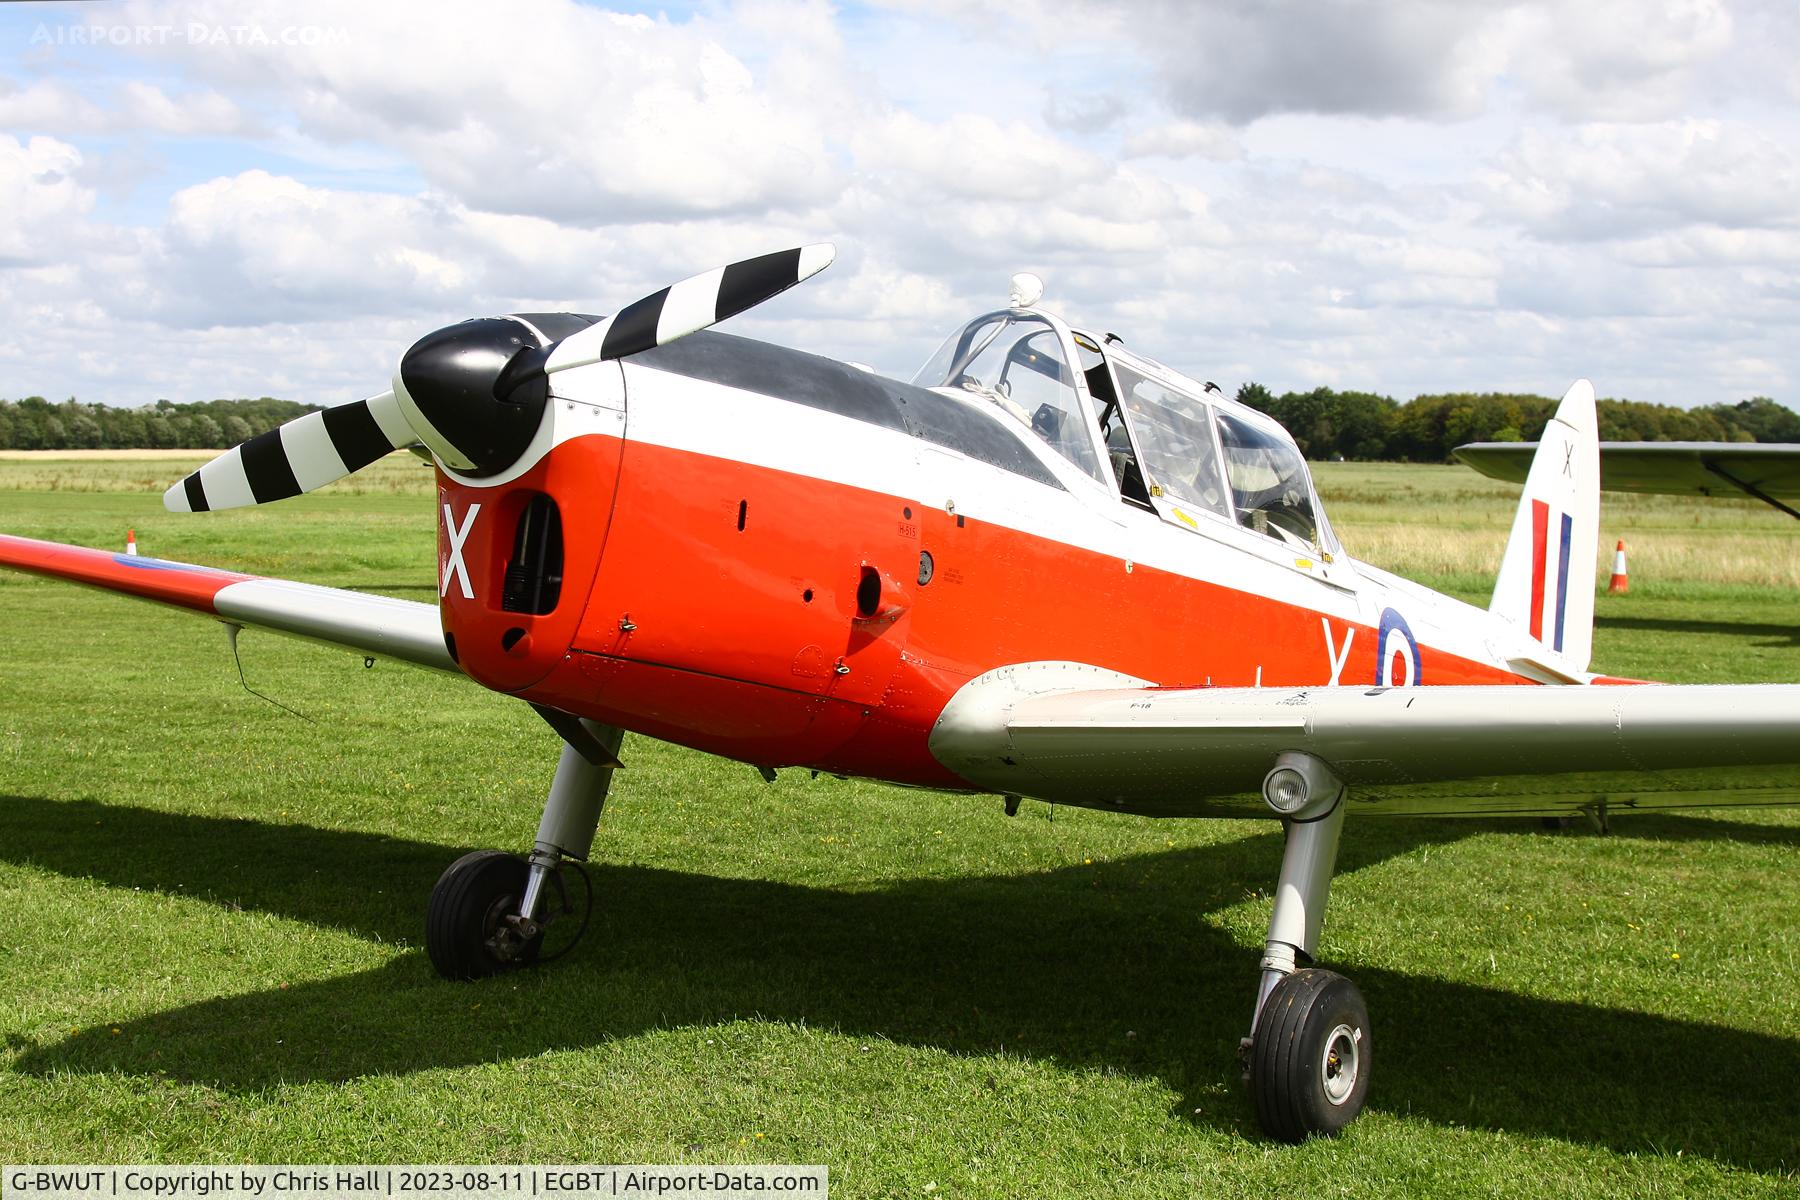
[[612, 362, 1367, 613]]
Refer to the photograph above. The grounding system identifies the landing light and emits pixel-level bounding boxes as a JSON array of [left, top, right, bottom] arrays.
[[1265, 767, 1309, 814], [1261, 751, 1345, 819]]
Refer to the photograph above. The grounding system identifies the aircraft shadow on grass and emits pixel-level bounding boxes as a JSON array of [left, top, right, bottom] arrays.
[[1595, 613, 1800, 648], [2, 795, 1795, 1172], [1592, 811, 1800, 847], [359, 583, 445, 596]]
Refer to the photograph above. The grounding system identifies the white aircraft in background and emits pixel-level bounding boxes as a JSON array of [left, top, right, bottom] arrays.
[[1457, 440, 1800, 519]]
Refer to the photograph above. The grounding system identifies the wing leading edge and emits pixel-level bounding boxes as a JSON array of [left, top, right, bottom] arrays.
[[0, 534, 457, 673], [929, 662, 1800, 818]]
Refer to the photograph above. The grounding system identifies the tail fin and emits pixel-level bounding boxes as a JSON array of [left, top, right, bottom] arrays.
[[1490, 380, 1600, 674]]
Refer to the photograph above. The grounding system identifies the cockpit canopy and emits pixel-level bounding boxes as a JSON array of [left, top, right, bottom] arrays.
[[915, 307, 1327, 555], [913, 312, 1105, 484], [1213, 409, 1319, 546]]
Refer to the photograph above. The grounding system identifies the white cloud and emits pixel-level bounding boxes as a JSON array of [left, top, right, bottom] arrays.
[[1726, 0, 1800, 103], [1478, 120, 1800, 241], [1613, 227, 1800, 268], [888, 0, 1738, 124], [1043, 91, 1127, 135], [141, 171, 474, 326], [0, 0, 1794, 417], [0, 77, 251, 136], [0, 79, 107, 131], [1139, 0, 1504, 122], [1501, 0, 1733, 121], [110, 0, 849, 225], [1123, 120, 1241, 161], [0, 134, 94, 266], [851, 111, 1108, 203], [117, 81, 252, 136]]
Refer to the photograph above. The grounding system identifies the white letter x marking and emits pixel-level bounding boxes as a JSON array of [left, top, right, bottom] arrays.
[[441, 502, 481, 599]]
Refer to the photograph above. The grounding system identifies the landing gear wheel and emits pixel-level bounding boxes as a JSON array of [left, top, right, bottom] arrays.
[[427, 850, 543, 980], [1249, 968, 1370, 1143]]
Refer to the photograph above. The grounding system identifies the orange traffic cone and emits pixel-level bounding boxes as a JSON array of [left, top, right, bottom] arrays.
[[125, 529, 139, 556], [1607, 540, 1628, 594]]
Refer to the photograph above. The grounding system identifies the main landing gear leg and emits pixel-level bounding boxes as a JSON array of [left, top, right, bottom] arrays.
[[1241, 751, 1370, 1142], [426, 715, 624, 980]]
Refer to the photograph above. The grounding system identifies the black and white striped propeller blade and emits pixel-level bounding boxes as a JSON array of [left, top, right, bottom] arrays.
[[543, 243, 835, 374], [163, 242, 835, 510], [164, 390, 413, 513]]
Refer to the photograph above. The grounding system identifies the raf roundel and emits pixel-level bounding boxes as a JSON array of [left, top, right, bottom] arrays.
[[1375, 608, 1421, 687]]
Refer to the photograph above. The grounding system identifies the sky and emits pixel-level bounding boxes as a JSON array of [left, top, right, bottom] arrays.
[[0, 0, 1796, 412]]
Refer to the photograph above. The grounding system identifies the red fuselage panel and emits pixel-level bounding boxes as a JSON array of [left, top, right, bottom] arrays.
[[435, 433, 624, 692], [455, 434, 1523, 785]]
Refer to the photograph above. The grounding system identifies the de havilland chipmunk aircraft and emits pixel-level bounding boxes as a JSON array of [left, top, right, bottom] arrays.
[[5, 245, 1800, 1143]]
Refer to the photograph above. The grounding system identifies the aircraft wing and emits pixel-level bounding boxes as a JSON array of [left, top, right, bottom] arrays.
[[0, 533, 457, 673], [929, 665, 1800, 818], [1455, 440, 1800, 514]]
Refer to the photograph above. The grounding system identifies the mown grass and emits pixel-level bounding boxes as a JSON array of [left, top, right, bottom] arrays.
[[1318, 462, 1800, 592], [1, 454, 1797, 1196], [0, 453, 432, 499]]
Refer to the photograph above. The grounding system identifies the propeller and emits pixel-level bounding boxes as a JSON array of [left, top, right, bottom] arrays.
[[164, 243, 835, 512], [164, 389, 414, 512]]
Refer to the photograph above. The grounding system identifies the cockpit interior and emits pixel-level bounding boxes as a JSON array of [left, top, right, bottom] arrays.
[[913, 290, 1332, 561]]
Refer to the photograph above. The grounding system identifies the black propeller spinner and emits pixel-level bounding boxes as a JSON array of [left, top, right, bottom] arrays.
[[397, 318, 561, 478]]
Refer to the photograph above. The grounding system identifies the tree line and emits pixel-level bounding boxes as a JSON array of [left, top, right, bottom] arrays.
[[0, 396, 318, 451], [3, 388, 1798, 463], [1233, 386, 1800, 462]]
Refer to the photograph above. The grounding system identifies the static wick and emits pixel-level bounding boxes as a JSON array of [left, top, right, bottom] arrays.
[[224, 622, 314, 723]]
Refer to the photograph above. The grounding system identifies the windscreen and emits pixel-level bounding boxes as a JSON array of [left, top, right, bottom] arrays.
[[914, 313, 1104, 482]]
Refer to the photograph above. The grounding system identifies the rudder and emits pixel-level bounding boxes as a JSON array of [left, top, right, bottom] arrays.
[[1490, 380, 1600, 674]]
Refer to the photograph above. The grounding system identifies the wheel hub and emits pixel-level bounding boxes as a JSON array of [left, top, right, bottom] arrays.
[[1320, 1022, 1361, 1106], [481, 892, 538, 963]]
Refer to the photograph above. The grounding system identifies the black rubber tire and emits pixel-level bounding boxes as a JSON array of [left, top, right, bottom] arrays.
[[1249, 968, 1371, 1143], [426, 850, 542, 980]]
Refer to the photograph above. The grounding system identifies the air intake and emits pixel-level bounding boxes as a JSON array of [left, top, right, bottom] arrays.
[[501, 493, 563, 615]]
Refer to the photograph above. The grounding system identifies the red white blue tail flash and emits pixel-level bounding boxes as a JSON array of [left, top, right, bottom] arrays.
[[1491, 379, 1600, 673]]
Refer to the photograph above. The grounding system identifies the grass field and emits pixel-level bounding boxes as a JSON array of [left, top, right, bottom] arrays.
[[1, 455, 1797, 1197]]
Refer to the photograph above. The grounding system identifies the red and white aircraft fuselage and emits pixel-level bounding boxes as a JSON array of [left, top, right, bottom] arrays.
[[433, 318, 1598, 813]]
